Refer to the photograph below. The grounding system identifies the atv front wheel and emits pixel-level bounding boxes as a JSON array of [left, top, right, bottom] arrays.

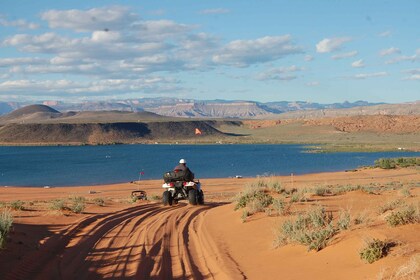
[[162, 190, 173, 206]]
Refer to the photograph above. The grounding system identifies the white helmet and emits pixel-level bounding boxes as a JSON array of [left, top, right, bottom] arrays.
[[179, 159, 186, 164]]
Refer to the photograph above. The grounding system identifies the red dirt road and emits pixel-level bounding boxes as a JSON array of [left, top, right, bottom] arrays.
[[4, 202, 243, 280]]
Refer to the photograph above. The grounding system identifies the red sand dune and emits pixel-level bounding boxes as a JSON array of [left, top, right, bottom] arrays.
[[0, 168, 419, 279]]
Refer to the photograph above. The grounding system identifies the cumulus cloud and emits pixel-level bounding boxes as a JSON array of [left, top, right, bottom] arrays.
[[0, 15, 39, 29], [0, 76, 180, 96], [402, 69, 420, 81], [346, 72, 388, 80], [379, 47, 401, 56], [304, 55, 314, 62], [255, 65, 304, 81], [213, 35, 303, 67], [378, 30, 391, 37], [199, 8, 230, 15], [385, 49, 420, 64], [316, 37, 352, 53], [351, 59, 365, 68], [331, 51, 358, 60], [40, 6, 138, 32], [306, 81, 319, 87]]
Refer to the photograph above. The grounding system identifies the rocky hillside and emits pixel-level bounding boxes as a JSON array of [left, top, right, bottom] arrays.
[[305, 115, 420, 133], [275, 102, 420, 119], [145, 102, 273, 118]]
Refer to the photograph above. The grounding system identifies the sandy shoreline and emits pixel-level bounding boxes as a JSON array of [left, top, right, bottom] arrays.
[[1, 168, 419, 279]]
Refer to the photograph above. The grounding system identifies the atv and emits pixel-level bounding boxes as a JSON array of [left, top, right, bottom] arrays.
[[162, 179, 204, 206]]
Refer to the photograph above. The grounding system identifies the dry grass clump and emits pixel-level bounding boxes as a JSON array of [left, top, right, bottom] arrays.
[[378, 199, 405, 214], [275, 206, 336, 251], [69, 196, 86, 213], [10, 200, 25, 211], [92, 197, 105, 207], [49, 199, 66, 211], [337, 209, 351, 230], [0, 210, 13, 249], [385, 205, 419, 227], [234, 183, 273, 211], [359, 238, 393, 263]]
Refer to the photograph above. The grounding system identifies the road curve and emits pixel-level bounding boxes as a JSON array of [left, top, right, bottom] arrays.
[[5, 202, 245, 280]]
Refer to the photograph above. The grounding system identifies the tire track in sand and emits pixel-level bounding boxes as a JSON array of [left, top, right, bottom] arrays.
[[4, 202, 245, 280]]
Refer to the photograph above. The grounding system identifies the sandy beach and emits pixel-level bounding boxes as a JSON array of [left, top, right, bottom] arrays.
[[0, 168, 419, 279]]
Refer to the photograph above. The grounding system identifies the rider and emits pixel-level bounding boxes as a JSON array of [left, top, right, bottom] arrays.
[[173, 158, 194, 182]]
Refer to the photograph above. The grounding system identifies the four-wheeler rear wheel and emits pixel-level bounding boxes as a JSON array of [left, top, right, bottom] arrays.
[[188, 189, 198, 205], [198, 190, 204, 205], [162, 190, 173, 206]]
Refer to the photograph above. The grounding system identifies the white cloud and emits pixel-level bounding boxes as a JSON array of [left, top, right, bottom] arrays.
[[306, 81, 319, 87], [402, 69, 420, 81], [351, 59, 365, 68], [304, 55, 314, 62], [255, 65, 304, 81], [41, 6, 138, 32], [0, 57, 47, 67], [0, 77, 180, 96], [379, 47, 401, 56], [378, 30, 392, 37], [385, 49, 420, 64], [316, 37, 352, 53], [199, 8, 230, 15], [0, 15, 39, 29], [347, 72, 388, 80], [213, 35, 303, 67], [331, 51, 358, 60]]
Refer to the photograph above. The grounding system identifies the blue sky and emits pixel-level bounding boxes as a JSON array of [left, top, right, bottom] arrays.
[[0, 0, 419, 103]]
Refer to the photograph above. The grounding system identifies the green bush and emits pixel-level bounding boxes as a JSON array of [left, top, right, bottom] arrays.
[[359, 239, 390, 263], [10, 200, 25, 211], [234, 186, 273, 210], [147, 194, 161, 201], [0, 210, 13, 249], [313, 186, 330, 196], [49, 199, 66, 211], [337, 209, 351, 230], [275, 206, 336, 251], [374, 157, 419, 169], [267, 180, 285, 194], [378, 199, 404, 214], [272, 198, 290, 216], [69, 196, 86, 213], [385, 205, 418, 227]]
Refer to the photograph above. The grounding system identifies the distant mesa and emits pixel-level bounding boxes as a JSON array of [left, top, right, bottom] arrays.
[[5, 104, 60, 118]]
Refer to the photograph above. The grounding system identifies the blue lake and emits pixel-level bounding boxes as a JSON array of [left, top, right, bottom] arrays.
[[0, 144, 418, 187]]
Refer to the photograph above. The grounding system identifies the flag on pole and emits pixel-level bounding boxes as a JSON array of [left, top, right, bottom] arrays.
[[195, 128, 202, 135]]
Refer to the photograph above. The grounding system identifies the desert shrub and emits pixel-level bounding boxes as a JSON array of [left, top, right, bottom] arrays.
[[354, 211, 371, 226], [359, 239, 391, 263], [272, 198, 291, 216], [387, 254, 420, 279], [49, 199, 66, 211], [267, 180, 285, 194], [93, 198, 105, 207], [313, 186, 330, 196], [0, 210, 13, 249], [400, 187, 412, 198], [275, 206, 336, 251], [378, 199, 405, 214], [234, 186, 273, 211], [374, 157, 419, 169], [385, 205, 418, 227], [290, 190, 308, 203], [69, 196, 86, 213], [337, 209, 351, 230], [10, 200, 24, 211], [241, 209, 249, 223]]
